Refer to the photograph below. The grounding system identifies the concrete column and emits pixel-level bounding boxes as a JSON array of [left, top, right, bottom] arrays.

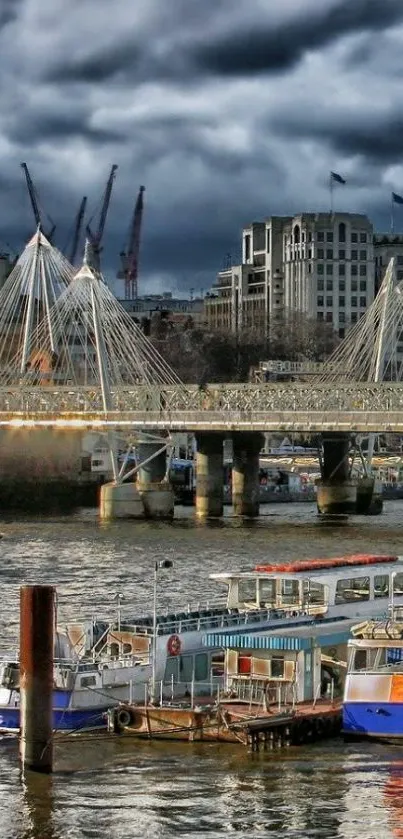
[[356, 476, 383, 515], [317, 432, 356, 516], [137, 438, 174, 520], [232, 432, 264, 517], [99, 482, 144, 520], [195, 433, 224, 518]]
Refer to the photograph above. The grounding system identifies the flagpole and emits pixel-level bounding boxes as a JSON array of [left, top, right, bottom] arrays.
[[391, 194, 395, 234], [329, 174, 333, 214]]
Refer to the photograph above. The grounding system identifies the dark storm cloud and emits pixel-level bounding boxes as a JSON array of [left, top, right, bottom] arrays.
[[1, 0, 403, 289], [271, 110, 403, 165], [43, 0, 403, 86], [191, 0, 403, 77]]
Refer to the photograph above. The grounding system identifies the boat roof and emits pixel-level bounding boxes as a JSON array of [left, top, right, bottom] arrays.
[[210, 555, 403, 582]]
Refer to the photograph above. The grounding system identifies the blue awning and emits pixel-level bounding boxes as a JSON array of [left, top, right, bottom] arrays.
[[202, 633, 312, 651]]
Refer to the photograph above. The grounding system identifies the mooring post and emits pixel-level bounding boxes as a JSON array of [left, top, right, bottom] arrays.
[[20, 585, 55, 774]]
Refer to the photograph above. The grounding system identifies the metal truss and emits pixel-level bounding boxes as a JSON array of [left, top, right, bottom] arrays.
[[1, 382, 403, 432]]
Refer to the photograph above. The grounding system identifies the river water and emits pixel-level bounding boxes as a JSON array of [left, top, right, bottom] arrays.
[[1, 501, 403, 839]]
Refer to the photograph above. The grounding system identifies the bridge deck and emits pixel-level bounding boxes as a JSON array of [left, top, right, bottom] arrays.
[[0, 383, 402, 432]]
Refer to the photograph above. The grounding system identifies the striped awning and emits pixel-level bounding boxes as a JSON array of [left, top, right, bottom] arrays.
[[202, 633, 312, 651]]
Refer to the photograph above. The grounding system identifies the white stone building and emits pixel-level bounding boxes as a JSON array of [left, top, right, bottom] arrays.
[[205, 213, 403, 339]]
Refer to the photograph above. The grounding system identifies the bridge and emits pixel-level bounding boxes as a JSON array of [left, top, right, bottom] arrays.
[[1, 382, 403, 433], [0, 231, 401, 519]]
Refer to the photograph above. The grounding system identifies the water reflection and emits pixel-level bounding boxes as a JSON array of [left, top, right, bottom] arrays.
[[21, 772, 55, 839]]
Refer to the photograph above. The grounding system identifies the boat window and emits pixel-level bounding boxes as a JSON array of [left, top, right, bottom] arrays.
[[110, 643, 119, 658], [211, 652, 225, 677], [335, 576, 370, 604], [164, 656, 179, 682], [259, 578, 276, 606], [387, 648, 403, 664], [195, 653, 208, 682], [80, 675, 97, 688], [302, 581, 326, 606], [352, 649, 367, 670], [393, 573, 403, 594], [374, 575, 389, 597], [271, 657, 285, 678], [179, 654, 193, 683], [281, 579, 299, 605], [123, 643, 132, 655], [238, 579, 258, 607]]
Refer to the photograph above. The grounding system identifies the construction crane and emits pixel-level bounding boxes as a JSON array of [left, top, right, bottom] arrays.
[[86, 164, 118, 272], [68, 196, 87, 265], [119, 185, 145, 299], [20, 163, 56, 241]]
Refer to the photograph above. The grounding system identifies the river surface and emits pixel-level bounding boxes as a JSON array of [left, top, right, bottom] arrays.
[[1, 501, 403, 839]]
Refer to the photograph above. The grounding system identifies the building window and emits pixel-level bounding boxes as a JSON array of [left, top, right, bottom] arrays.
[[327, 231, 333, 242], [317, 231, 324, 242], [351, 265, 358, 276], [317, 263, 324, 275], [339, 311, 345, 322], [308, 231, 312, 242], [317, 312, 324, 321], [326, 279, 333, 290], [317, 279, 324, 291], [294, 224, 300, 243], [351, 232, 358, 243], [339, 327, 345, 338], [351, 280, 358, 291], [398, 270, 403, 281], [326, 312, 332, 322], [245, 235, 251, 261], [317, 296, 324, 306], [317, 248, 324, 259], [308, 263, 312, 273], [339, 264, 345, 276], [351, 296, 357, 307], [360, 232, 367, 243], [326, 264, 333, 275], [360, 296, 366, 307], [339, 280, 345, 291], [360, 280, 367, 291], [359, 264, 367, 276], [359, 250, 367, 260], [351, 249, 358, 260], [351, 312, 358, 322], [339, 296, 345, 307], [397, 255, 403, 265], [339, 249, 345, 260], [338, 222, 346, 242], [308, 248, 312, 258], [326, 296, 333, 307], [326, 249, 333, 259]]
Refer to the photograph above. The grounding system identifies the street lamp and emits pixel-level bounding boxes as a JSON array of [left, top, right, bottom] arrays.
[[151, 559, 174, 703]]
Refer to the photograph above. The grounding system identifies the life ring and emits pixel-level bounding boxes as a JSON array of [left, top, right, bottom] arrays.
[[167, 634, 181, 656]]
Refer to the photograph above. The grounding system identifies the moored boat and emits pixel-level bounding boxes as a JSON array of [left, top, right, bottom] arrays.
[[1, 553, 403, 733]]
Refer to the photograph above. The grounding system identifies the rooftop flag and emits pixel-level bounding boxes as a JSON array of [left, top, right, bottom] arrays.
[[392, 192, 403, 205], [330, 171, 346, 185]]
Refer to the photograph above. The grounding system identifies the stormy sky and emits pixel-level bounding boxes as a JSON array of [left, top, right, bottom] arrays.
[[2, 0, 403, 295]]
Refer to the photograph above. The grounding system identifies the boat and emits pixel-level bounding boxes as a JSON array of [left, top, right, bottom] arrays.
[[343, 607, 403, 741], [1, 554, 402, 733]]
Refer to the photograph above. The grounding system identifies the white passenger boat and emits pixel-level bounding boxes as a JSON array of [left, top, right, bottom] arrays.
[[1, 554, 402, 733]]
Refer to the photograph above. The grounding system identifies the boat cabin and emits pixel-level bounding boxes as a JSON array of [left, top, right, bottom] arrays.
[[211, 555, 403, 617]]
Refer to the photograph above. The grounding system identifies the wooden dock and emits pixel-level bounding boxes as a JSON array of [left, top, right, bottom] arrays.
[[107, 698, 341, 750]]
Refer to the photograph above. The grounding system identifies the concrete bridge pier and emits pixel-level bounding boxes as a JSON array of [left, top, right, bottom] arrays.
[[317, 432, 357, 516], [232, 432, 264, 517], [137, 437, 174, 520], [195, 433, 224, 518]]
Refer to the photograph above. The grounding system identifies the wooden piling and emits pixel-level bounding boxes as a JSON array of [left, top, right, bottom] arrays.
[[20, 585, 55, 773]]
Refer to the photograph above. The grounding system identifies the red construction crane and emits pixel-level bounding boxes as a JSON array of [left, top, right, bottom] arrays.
[[119, 185, 145, 299], [68, 196, 87, 265], [86, 164, 118, 271], [20, 162, 56, 241]]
